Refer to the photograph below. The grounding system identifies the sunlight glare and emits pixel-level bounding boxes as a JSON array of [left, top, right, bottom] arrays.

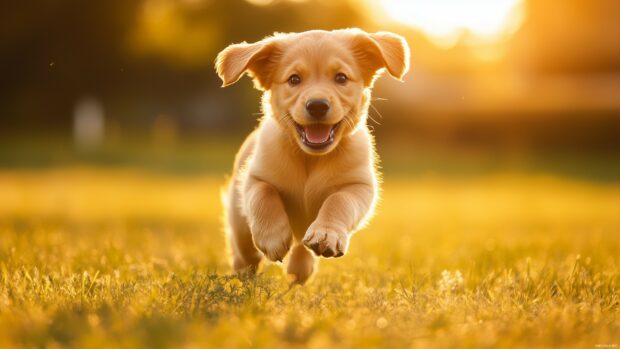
[[379, 0, 524, 47]]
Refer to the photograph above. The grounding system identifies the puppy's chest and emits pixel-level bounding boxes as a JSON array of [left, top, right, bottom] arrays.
[[272, 164, 337, 211], [253, 158, 336, 219]]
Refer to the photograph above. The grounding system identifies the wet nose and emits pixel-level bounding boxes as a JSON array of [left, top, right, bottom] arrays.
[[305, 99, 330, 118]]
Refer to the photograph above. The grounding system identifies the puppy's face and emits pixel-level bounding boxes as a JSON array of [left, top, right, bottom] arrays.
[[216, 29, 410, 155]]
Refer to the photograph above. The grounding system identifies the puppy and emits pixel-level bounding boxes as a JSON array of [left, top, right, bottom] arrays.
[[216, 28, 409, 283]]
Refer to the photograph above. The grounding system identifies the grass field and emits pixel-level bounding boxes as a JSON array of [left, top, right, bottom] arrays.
[[0, 168, 618, 348]]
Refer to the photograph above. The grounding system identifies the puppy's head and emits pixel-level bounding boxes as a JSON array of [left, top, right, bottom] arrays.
[[216, 29, 410, 155]]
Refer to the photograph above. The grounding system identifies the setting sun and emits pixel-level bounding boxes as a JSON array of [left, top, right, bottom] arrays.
[[378, 0, 524, 47]]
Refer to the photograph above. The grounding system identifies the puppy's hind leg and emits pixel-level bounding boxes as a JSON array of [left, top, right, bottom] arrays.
[[287, 244, 316, 284], [229, 221, 262, 274], [226, 185, 262, 274]]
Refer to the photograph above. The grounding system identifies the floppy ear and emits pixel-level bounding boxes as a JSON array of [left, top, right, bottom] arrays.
[[352, 31, 410, 85], [215, 39, 279, 90]]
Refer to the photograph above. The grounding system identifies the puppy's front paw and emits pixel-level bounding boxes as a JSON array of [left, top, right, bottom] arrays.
[[302, 224, 349, 258], [251, 221, 293, 262]]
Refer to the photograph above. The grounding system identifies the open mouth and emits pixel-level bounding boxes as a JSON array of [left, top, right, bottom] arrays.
[[294, 121, 341, 149]]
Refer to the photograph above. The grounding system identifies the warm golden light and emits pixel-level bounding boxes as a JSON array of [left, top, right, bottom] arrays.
[[378, 0, 524, 47]]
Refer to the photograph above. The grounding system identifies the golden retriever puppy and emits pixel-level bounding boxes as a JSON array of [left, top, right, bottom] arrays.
[[215, 28, 409, 283]]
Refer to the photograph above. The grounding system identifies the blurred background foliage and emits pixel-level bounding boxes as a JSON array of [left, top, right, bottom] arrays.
[[1, 0, 619, 179]]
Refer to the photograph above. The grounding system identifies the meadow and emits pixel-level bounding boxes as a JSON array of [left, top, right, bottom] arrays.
[[0, 167, 618, 348]]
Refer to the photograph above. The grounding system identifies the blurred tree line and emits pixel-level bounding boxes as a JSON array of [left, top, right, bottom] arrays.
[[0, 0, 366, 137], [1, 0, 619, 154]]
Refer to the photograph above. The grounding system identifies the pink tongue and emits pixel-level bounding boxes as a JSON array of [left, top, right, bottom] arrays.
[[304, 124, 332, 143]]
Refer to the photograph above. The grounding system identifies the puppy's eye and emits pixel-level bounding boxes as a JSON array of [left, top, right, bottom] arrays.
[[335, 73, 348, 85], [288, 74, 301, 86]]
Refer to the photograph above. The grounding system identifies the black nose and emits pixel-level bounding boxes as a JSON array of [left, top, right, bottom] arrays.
[[305, 99, 330, 118]]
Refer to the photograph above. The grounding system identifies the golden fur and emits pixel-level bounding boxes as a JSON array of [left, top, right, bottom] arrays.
[[215, 28, 409, 283]]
